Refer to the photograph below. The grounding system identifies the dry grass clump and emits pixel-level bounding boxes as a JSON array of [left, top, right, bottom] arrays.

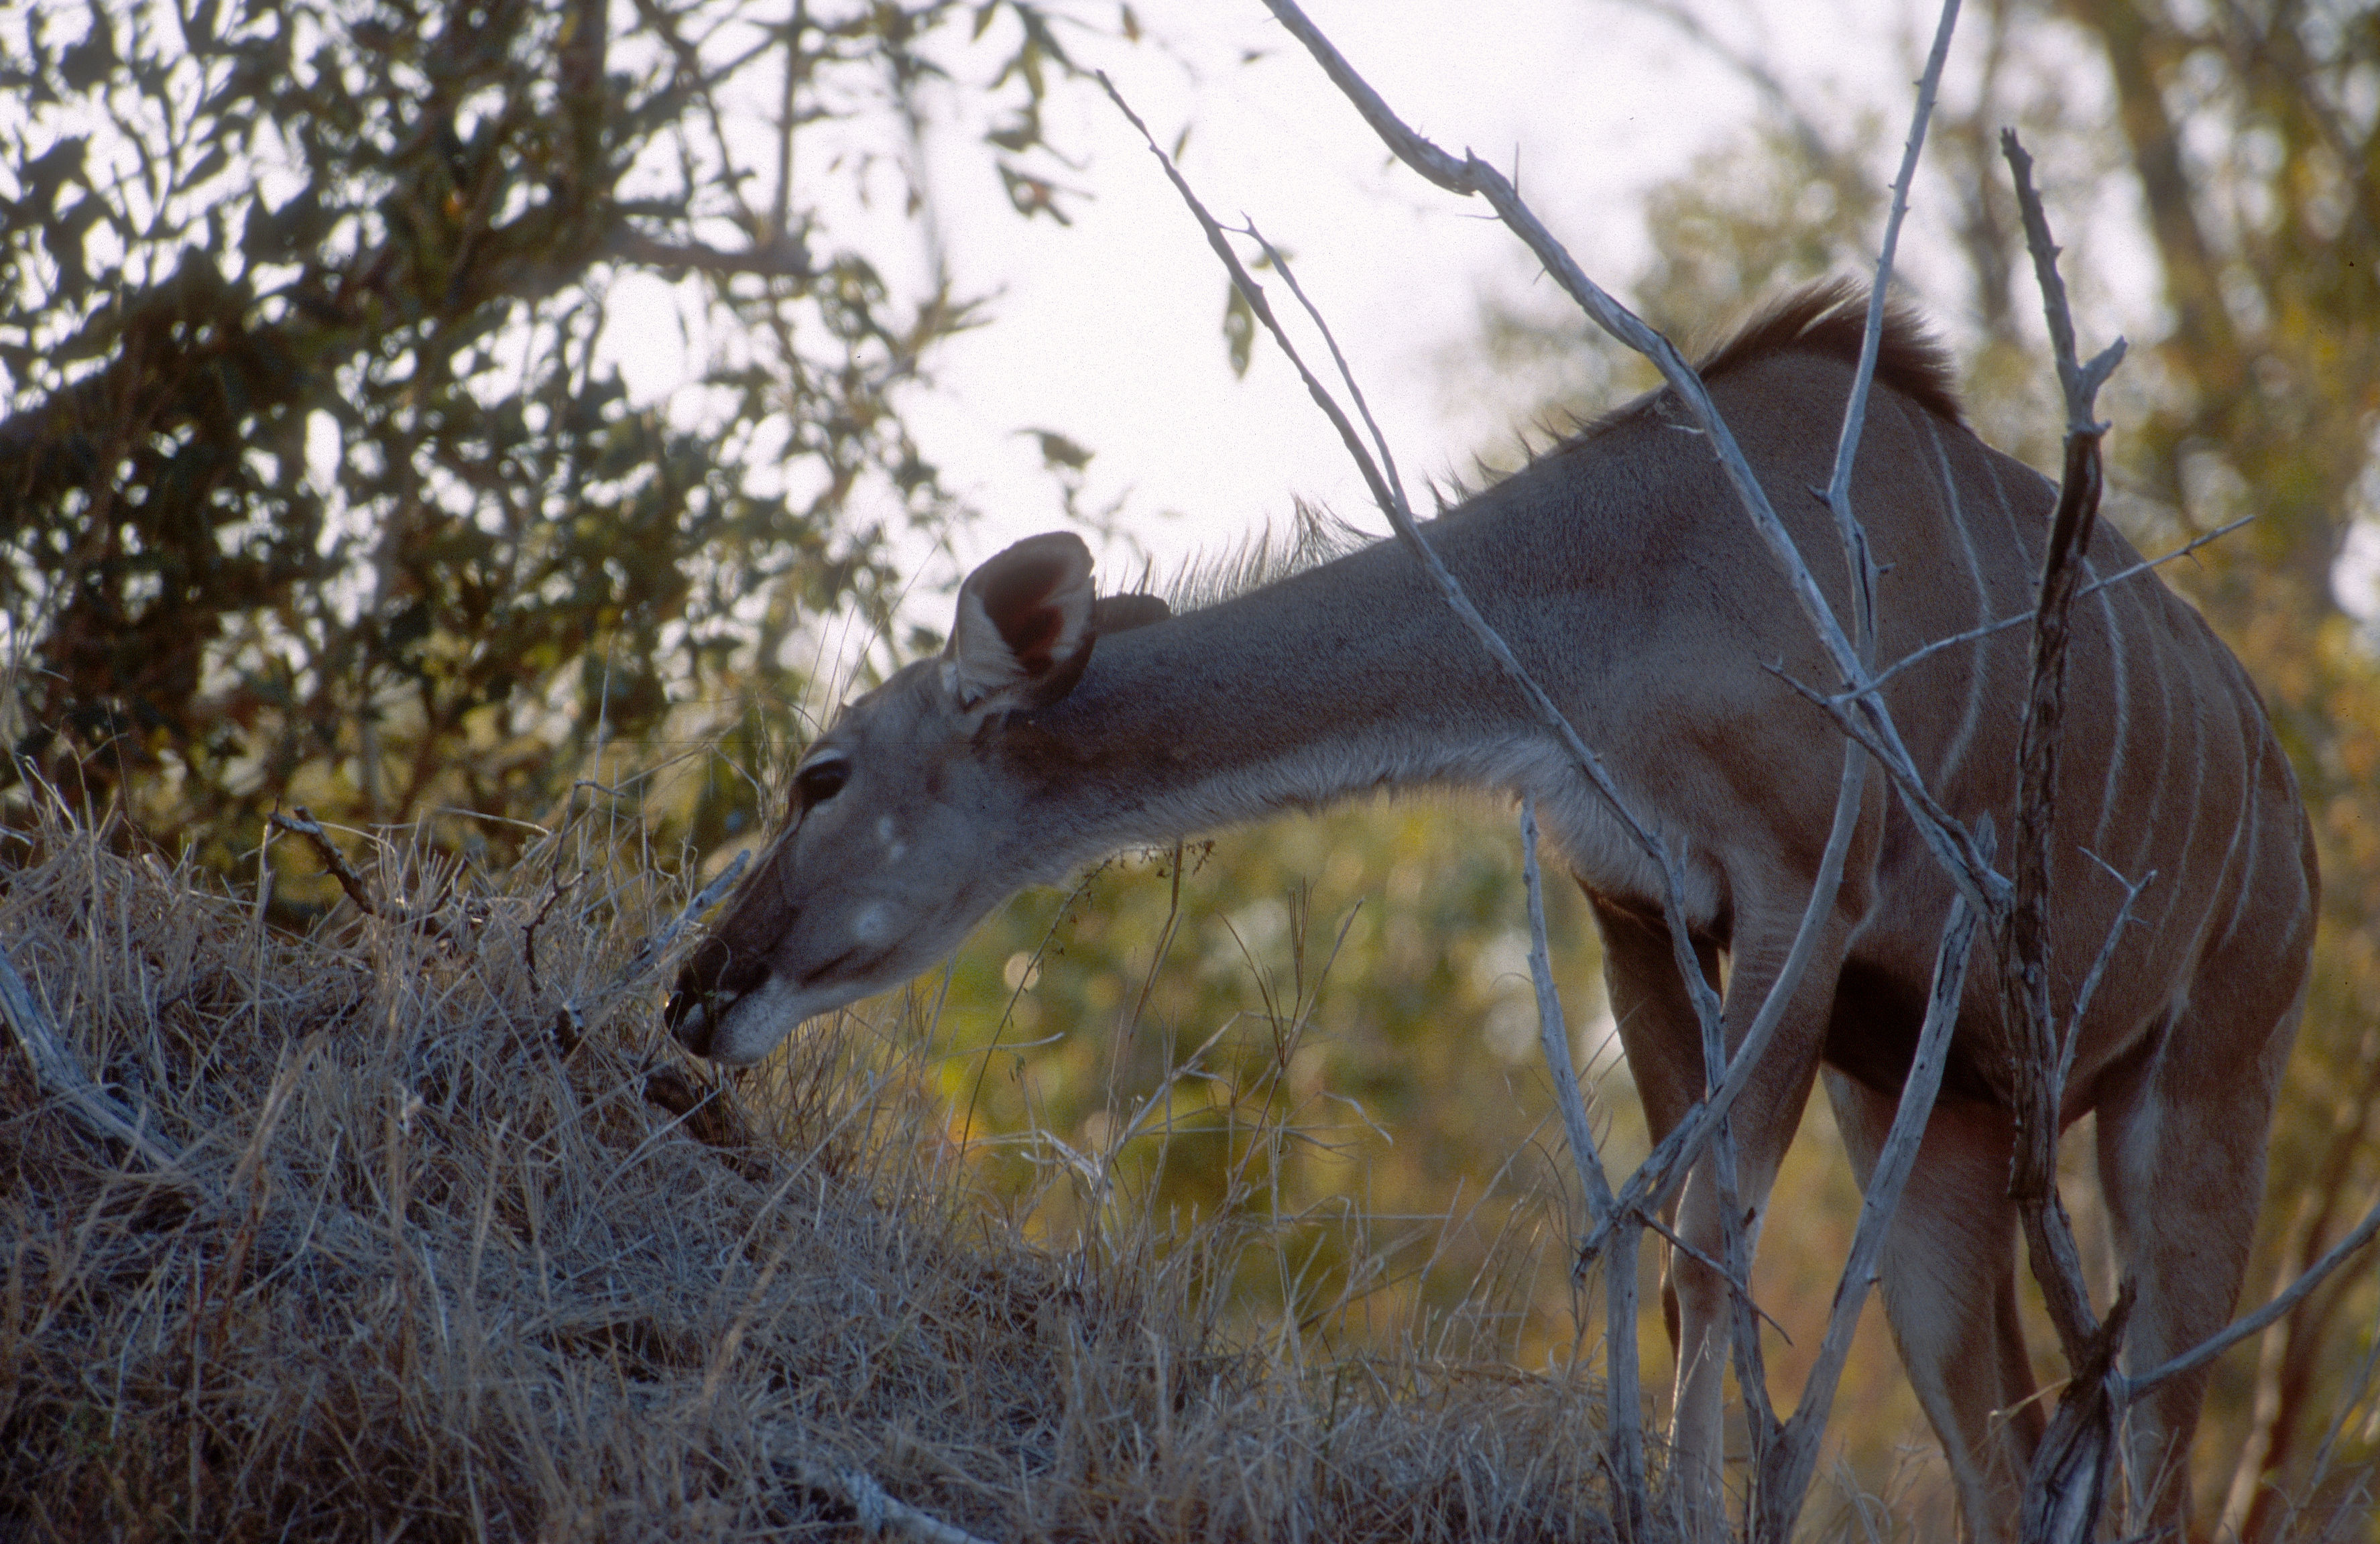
[[1, 815, 1623, 1542]]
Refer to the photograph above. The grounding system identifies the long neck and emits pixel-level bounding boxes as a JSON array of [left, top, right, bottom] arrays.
[[1008, 507, 1625, 874]]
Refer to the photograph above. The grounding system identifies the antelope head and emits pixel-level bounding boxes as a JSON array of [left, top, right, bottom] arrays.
[[666, 532, 1165, 1064]]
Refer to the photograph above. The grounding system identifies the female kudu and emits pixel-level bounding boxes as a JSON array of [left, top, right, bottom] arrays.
[[668, 284, 2315, 1542]]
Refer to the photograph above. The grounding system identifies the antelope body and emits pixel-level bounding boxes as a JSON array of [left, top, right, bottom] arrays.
[[670, 286, 2314, 1541]]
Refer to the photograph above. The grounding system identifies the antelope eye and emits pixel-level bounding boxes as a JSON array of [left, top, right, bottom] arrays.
[[794, 758, 849, 809]]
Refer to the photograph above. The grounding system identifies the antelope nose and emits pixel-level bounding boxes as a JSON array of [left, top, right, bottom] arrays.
[[664, 984, 717, 1057]]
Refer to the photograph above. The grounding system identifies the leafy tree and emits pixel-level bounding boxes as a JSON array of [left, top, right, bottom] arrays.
[[0, 0, 1097, 904]]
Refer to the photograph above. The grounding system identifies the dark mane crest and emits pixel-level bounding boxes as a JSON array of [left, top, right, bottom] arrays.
[[1695, 278, 1964, 424]]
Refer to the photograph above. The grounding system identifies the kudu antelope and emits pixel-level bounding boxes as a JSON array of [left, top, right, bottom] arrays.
[[669, 284, 2314, 1541]]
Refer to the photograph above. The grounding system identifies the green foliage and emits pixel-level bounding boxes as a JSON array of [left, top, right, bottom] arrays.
[[0, 0, 1097, 907]]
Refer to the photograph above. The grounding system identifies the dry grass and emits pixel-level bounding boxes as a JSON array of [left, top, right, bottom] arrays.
[[0, 815, 1627, 1542]]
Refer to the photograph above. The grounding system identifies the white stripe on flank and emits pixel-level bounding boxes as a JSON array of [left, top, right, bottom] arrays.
[[2088, 543, 2131, 854], [2208, 698, 2267, 957], [1925, 420, 1993, 788]]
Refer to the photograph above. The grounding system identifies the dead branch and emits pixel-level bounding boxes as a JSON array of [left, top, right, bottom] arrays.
[[1818, 0, 1965, 667], [2124, 1193, 2380, 1398], [1519, 797, 1622, 1236], [2060, 854, 2153, 1087], [270, 807, 381, 917], [2023, 1285, 2137, 1544], [1523, 794, 1645, 1527], [1999, 125, 2135, 1541], [1258, 0, 2009, 927], [1851, 515, 2255, 697], [1998, 124, 2126, 1370], [1752, 829, 1987, 1541], [0, 940, 209, 1194]]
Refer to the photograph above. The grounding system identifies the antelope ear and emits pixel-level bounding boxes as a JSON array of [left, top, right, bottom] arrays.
[[949, 532, 1099, 711]]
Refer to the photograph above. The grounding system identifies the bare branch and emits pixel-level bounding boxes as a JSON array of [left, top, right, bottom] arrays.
[[2125, 1194, 2380, 1398], [271, 806, 380, 917], [1258, 0, 2010, 927], [2023, 1284, 2137, 1544], [1, 942, 207, 1192], [1853, 516, 2255, 696], [1821, 0, 1963, 651], [1521, 794, 1644, 1521], [2060, 855, 2153, 1088], [1754, 845, 1985, 1539], [1998, 125, 2126, 1374], [2002, 133, 2127, 435], [1521, 798, 1620, 1230]]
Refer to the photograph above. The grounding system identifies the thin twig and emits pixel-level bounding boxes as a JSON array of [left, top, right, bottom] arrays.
[[271, 807, 379, 917], [1819, 0, 1964, 668], [1523, 793, 1643, 1519], [2125, 1193, 2380, 1398], [620, 848, 750, 990], [2060, 854, 2153, 1089], [1521, 797, 1619, 1232], [1851, 516, 2255, 697]]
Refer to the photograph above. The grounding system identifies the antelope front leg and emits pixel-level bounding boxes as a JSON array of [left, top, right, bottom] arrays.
[[1664, 1008, 1829, 1541], [1594, 895, 1842, 1541]]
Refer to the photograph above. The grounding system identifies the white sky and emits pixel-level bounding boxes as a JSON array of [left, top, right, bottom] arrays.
[[604, 0, 1954, 610], [600, 2, 2380, 630]]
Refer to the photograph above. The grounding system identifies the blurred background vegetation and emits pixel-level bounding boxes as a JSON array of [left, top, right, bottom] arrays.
[[3, 0, 2374, 1535]]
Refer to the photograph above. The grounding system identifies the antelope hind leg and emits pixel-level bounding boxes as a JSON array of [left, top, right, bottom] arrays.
[[2092, 970, 2305, 1539]]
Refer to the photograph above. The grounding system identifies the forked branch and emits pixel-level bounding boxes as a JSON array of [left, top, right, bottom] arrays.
[[1258, 0, 2010, 927], [1999, 127, 2131, 1541]]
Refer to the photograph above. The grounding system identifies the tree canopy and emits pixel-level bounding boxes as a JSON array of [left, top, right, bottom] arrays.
[[0, 0, 1095, 901]]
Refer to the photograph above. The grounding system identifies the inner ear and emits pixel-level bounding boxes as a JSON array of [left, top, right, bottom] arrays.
[[977, 551, 1079, 668], [949, 532, 1098, 711]]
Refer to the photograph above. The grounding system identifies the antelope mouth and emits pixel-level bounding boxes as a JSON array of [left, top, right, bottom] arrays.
[[667, 958, 897, 1065], [664, 988, 721, 1057]]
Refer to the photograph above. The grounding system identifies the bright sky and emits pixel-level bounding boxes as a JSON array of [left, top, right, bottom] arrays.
[[603, 3, 2380, 632], [604, 0, 1938, 611]]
